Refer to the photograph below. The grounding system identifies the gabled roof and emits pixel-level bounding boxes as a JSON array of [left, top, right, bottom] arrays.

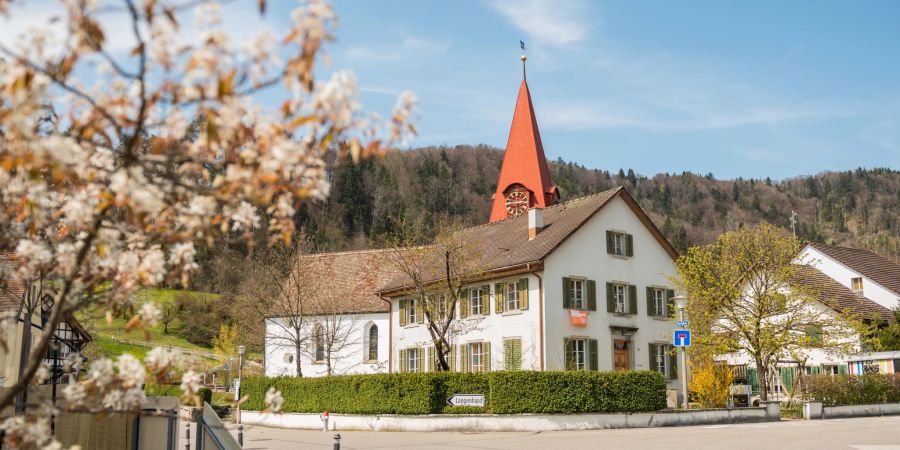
[[793, 265, 892, 322], [805, 242, 900, 296], [0, 251, 24, 313], [489, 80, 557, 222], [380, 187, 678, 294], [287, 249, 401, 315]]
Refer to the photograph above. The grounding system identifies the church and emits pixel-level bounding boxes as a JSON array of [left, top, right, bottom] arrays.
[[264, 70, 683, 400]]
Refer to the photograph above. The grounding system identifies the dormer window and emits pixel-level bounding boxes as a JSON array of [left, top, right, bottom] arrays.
[[851, 277, 863, 292]]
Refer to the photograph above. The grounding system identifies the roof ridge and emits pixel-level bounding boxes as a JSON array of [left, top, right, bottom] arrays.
[[302, 248, 400, 258]]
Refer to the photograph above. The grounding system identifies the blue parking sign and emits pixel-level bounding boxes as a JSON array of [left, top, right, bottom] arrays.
[[673, 329, 691, 347]]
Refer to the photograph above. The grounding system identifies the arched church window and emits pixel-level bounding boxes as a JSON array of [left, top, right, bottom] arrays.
[[367, 324, 378, 361]]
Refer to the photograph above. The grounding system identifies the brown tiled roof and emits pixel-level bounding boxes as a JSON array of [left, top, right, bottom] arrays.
[[0, 251, 24, 313], [379, 187, 678, 293], [793, 265, 893, 322], [806, 243, 900, 296], [289, 249, 401, 315]]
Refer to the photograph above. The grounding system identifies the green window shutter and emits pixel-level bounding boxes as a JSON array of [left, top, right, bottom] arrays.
[[588, 339, 599, 371], [460, 344, 469, 373], [564, 338, 574, 370], [669, 347, 678, 380], [625, 233, 634, 257], [449, 345, 456, 372], [504, 339, 513, 370], [838, 364, 848, 374], [667, 289, 676, 318], [399, 349, 407, 373], [646, 287, 655, 316], [748, 368, 760, 395], [519, 278, 529, 310], [780, 367, 793, 391], [428, 346, 436, 372], [482, 285, 491, 314], [483, 341, 491, 372], [563, 277, 572, 309], [628, 285, 638, 315], [460, 290, 470, 318], [606, 282, 615, 313], [606, 230, 614, 254], [416, 299, 424, 324], [495, 283, 505, 313], [418, 347, 425, 373], [648, 343, 657, 372], [587, 280, 597, 311], [512, 339, 521, 370], [399, 300, 408, 326]]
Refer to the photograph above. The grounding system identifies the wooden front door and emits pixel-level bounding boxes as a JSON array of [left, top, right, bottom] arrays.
[[613, 339, 630, 371]]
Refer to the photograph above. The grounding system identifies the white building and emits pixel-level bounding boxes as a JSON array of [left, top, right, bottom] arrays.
[[724, 243, 899, 403], [264, 250, 397, 378], [379, 187, 682, 392]]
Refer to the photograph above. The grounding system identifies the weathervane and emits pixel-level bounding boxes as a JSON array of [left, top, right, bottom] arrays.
[[520, 40, 527, 81]]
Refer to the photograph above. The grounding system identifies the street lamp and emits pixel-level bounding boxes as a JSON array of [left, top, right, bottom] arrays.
[[672, 295, 689, 411], [237, 345, 245, 424]]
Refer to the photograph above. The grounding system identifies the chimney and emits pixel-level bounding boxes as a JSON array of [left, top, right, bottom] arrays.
[[528, 207, 544, 240]]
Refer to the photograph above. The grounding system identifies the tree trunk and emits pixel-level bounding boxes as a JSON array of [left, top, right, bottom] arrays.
[[756, 358, 769, 402], [294, 341, 303, 377]]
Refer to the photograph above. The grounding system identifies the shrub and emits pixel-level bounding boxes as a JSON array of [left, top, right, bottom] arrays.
[[145, 384, 212, 405], [803, 374, 900, 406], [239, 371, 667, 415], [688, 362, 734, 409], [489, 371, 667, 414]]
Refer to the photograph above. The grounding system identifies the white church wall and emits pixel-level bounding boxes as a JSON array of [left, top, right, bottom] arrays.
[[264, 312, 389, 378]]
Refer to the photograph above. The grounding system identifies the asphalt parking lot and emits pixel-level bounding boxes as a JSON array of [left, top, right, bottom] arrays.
[[199, 415, 900, 450]]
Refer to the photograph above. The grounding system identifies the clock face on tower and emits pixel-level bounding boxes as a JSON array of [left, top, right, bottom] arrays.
[[505, 191, 529, 217]]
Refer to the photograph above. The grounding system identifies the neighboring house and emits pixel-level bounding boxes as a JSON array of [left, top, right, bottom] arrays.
[[846, 350, 900, 375], [0, 252, 91, 389], [263, 249, 398, 377], [725, 244, 899, 404]]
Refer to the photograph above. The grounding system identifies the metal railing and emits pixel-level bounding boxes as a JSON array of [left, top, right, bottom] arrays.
[[194, 403, 242, 450]]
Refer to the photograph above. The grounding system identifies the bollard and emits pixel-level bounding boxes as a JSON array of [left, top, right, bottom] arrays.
[[185, 422, 190, 450], [238, 425, 244, 447], [333, 433, 341, 450]]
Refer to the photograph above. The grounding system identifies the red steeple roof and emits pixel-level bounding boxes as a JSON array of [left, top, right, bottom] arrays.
[[489, 80, 558, 222]]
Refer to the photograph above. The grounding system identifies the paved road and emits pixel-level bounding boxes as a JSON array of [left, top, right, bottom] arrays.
[[207, 416, 900, 450]]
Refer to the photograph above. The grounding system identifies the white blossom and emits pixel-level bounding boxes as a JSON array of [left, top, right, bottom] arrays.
[[265, 387, 284, 413], [139, 302, 163, 327], [180, 370, 202, 398]]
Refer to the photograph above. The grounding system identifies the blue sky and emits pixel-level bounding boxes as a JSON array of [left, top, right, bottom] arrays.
[[2, 1, 898, 180], [322, 0, 900, 179]]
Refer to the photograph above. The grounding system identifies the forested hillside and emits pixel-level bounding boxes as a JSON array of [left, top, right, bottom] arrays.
[[191, 144, 899, 293]]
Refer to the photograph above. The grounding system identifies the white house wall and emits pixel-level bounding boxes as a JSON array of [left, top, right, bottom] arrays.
[[799, 247, 900, 310], [391, 274, 542, 371], [264, 313, 389, 378], [543, 196, 679, 388]]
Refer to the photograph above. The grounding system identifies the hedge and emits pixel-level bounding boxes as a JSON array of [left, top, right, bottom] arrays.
[[145, 383, 213, 405], [803, 374, 900, 406], [240, 370, 666, 415]]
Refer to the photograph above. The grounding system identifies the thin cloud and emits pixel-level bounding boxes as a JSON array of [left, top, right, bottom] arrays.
[[346, 37, 452, 63], [489, 0, 589, 46]]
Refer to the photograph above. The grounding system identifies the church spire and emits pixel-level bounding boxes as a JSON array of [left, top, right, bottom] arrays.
[[489, 56, 559, 223]]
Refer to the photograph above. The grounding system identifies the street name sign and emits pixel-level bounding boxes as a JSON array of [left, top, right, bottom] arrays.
[[673, 330, 691, 347], [676, 320, 689, 328], [447, 394, 486, 408]]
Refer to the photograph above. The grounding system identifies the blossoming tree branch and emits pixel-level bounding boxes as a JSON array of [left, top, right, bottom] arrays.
[[0, 0, 415, 446]]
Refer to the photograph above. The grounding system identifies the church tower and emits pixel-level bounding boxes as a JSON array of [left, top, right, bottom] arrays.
[[489, 54, 559, 223]]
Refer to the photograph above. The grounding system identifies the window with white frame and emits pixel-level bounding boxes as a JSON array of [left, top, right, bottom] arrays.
[[654, 344, 668, 377], [505, 281, 520, 311], [406, 347, 420, 373], [653, 288, 667, 317], [434, 295, 448, 319], [611, 232, 626, 256], [571, 279, 585, 309], [406, 299, 417, 324], [569, 339, 587, 370], [470, 288, 484, 316], [469, 342, 485, 373], [614, 284, 627, 313]]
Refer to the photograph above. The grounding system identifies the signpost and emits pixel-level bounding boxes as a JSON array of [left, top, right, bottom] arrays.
[[447, 394, 485, 408], [673, 330, 691, 347]]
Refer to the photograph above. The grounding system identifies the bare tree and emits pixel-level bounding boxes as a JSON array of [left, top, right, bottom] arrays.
[[385, 220, 482, 371], [305, 310, 362, 376]]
